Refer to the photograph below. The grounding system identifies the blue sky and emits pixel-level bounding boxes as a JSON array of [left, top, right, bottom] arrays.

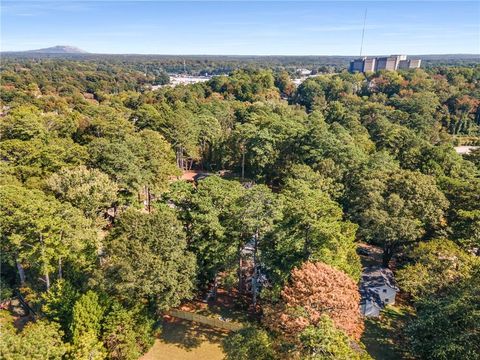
[[1, 1, 479, 55]]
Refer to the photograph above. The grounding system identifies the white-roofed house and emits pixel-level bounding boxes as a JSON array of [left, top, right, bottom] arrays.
[[360, 266, 399, 317]]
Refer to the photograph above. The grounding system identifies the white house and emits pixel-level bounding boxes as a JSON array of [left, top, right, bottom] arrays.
[[296, 68, 312, 76], [454, 146, 479, 155], [360, 267, 399, 317]]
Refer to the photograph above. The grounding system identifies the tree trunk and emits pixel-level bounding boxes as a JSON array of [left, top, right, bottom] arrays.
[[16, 257, 26, 286], [147, 187, 151, 213], [382, 243, 395, 268], [241, 150, 245, 180], [45, 272, 50, 290], [180, 146, 184, 170], [58, 258, 63, 280], [252, 229, 259, 307], [58, 232, 64, 280], [213, 272, 218, 300], [237, 244, 243, 294], [201, 141, 207, 170], [176, 146, 182, 169], [39, 234, 50, 290], [112, 204, 117, 224]]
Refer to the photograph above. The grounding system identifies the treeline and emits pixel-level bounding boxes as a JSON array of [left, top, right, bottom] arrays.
[[1, 61, 479, 359], [0, 59, 171, 99]]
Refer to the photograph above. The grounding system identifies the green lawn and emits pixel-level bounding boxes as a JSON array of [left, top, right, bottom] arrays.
[[195, 299, 253, 323], [362, 305, 414, 360], [140, 319, 227, 360]]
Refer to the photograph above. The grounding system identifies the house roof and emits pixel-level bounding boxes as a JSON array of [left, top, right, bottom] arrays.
[[361, 266, 399, 291], [360, 288, 383, 308], [360, 267, 399, 315]]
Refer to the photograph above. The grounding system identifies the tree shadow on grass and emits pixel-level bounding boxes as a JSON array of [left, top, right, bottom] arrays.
[[361, 306, 413, 360], [160, 318, 227, 351], [198, 300, 250, 322]]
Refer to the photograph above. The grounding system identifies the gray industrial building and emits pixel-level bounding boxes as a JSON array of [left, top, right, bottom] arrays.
[[363, 57, 376, 72], [349, 55, 421, 73]]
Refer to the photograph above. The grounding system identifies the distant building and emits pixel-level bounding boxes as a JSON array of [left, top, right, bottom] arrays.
[[360, 267, 399, 317], [408, 59, 422, 68], [398, 58, 422, 70], [397, 60, 410, 69], [376, 56, 398, 71], [297, 68, 312, 76], [350, 58, 365, 73], [363, 57, 376, 72], [454, 146, 479, 155], [350, 55, 421, 73]]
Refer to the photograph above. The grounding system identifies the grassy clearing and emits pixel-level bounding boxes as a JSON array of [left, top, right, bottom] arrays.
[[362, 305, 414, 360], [180, 289, 256, 324], [140, 319, 227, 360], [195, 299, 253, 323]]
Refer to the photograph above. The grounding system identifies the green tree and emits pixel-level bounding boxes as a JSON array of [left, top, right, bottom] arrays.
[[155, 108, 200, 170], [196, 113, 223, 170], [293, 78, 326, 112], [100, 207, 196, 311], [185, 176, 244, 287], [297, 112, 369, 185], [88, 131, 177, 198], [264, 178, 361, 283], [231, 122, 274, 180], [222, 327, 275, 360], [234, 184, 282, 305], [47, 166, 118, 218], [397, 239, 478, 300], [87, 137, 143, 194], [0, 105, 45, 140], [299, 315, 371, 360], [137, 129, 179, 193], [41, 279, 79, 338], [0, 312, 69, 360], [0, 138, 87, 184], [274, 70, 295, 97], [438, 176, 480, 250], [465, 148, 480, 170], [70, 291, 106, 360], [0, 185, 98, 289], [102, 303, 155, 360], [209, 69, 277, 102], [406, 265, 480, 360], [348, 168, 448, 266]]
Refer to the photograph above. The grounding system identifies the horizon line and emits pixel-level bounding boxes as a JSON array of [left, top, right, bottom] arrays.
[[2, 50, 479, 57]]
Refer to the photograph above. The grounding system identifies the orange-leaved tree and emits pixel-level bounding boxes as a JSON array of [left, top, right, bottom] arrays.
[[264, 261, 363, 341]]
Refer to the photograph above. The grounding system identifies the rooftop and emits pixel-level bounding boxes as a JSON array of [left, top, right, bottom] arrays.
[[361, 266, 399, 291]]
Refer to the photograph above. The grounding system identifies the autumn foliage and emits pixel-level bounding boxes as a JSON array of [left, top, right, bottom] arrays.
[[264, 261, 363, 341]]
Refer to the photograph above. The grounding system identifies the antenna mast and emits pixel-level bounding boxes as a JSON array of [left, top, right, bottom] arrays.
[[359, 8, 367, 57]]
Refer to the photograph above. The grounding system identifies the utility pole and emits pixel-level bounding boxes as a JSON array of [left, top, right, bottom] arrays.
[[359, 8, 368, 57]]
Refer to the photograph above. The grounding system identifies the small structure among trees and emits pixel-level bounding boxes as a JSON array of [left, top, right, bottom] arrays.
[[360, 267, 399, 317]]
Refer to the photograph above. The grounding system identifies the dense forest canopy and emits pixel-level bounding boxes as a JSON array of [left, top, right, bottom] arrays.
[[2, 53, 480, 76], [1, 57, 479, 360]]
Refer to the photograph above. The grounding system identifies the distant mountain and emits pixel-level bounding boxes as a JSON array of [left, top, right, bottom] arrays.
[[25, 45, 88, 54]]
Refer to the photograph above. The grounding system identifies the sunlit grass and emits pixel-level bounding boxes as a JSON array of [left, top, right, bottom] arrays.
[[140, 319, 227, 360]]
